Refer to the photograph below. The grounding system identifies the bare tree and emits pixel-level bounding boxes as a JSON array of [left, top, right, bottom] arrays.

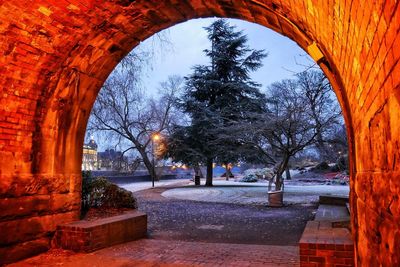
[[247, 71, 341, 191], [297, 70, 342, 161], [89, 65, 183, 182]]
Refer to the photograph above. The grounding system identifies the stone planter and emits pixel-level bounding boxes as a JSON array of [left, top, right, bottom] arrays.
[[268, 190, 283, 207]]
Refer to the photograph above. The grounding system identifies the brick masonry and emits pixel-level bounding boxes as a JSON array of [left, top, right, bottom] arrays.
[[300, 221, 354, 267], [9, 239, 301, 267], [53, 211, 147, 252], [0, 0, 399, 265]]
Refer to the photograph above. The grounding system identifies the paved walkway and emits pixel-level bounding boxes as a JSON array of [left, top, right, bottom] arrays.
[[120, 179, 190, 193], [161, 180, 349, 205], [135, 187, 315, 246], [10, 239, 299, 267]]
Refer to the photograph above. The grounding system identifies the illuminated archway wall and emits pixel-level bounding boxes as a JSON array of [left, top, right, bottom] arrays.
[[0, 0, 399, 265]]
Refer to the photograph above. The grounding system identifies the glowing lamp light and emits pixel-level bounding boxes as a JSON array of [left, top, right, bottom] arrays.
[[152, 133, 161, 141]]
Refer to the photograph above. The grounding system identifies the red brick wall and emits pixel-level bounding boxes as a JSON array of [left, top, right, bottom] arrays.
[[0, 0, 399, 265]]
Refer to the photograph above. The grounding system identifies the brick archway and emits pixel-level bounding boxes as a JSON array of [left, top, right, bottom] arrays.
[[0, 1, 399, 265]]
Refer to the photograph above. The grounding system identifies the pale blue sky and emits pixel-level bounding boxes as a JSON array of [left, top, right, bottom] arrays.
[[137, 18, 315, 96]]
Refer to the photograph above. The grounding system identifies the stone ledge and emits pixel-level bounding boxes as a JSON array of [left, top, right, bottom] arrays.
[[319, 195, 349, 206], [53, 210, 147, 252], [299, 221, 354, 267], [314, 204, 350, 223]]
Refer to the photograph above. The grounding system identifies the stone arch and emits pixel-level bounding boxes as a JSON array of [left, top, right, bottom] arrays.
[[0, 1, 399, 265]]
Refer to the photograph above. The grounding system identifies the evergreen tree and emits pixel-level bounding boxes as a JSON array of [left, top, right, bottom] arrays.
[[168, 19, 267, 186]]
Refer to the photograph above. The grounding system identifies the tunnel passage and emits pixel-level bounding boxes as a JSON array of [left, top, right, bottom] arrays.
[[0, 0, 400, 265]]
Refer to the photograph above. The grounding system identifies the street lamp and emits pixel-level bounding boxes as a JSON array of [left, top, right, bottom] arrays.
[[151, 132, 161, 188], [152, 133, 160, 142]]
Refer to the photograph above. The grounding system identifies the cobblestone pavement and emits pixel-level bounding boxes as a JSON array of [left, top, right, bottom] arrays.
[[120, 179, 191, 192], [10, 239, 300, 267]]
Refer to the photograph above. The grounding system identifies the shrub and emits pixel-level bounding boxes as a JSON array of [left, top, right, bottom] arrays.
[[90, 177, 137, 209], [81, 172, 137, 218], [261, 168, 274, 180], [329, 164, 340, 172], [81, 170, 93, 215], [337, 154, 349, 171], [240, 174, 258, 182], [325, 172, 349, 185], [243, 168, 274, 180], [312, 161, 330, 172]]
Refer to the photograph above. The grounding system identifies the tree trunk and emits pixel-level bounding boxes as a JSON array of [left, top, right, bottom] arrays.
[[194, 164, 203, 178], [285, 166, 291, 180], [268, 177, 273, 191], [138, 148, 157, 182], [275, 173, 283, 191], [275, 156, 290, 191], [225, 164, 234, 180], [205, 158, 213, 186]]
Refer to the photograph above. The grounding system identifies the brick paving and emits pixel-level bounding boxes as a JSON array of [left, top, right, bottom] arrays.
[[10, 239, 300, 267]]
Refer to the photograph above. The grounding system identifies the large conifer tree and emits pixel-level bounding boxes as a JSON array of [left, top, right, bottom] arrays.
[[168, 19, 267, 186]]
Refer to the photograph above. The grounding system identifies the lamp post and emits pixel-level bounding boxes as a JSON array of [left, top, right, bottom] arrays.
[[151, 132, 160, 188]]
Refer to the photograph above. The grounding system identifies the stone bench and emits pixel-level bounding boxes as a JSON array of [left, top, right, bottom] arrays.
[[54, 210, 147, 252]]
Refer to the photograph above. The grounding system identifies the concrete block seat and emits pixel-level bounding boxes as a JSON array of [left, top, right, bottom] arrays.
[[54, 210, 147, 252]]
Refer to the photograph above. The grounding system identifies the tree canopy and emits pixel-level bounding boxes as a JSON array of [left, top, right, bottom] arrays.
[[244, 70, 342, 190], [167, 19, 268, 186]]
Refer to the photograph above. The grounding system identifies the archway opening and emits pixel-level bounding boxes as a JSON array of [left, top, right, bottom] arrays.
[[77, 17, 348, 264]]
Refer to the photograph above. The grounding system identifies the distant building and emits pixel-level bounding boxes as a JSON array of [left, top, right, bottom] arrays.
[[98, 148, 129, 171], [81, 137, 136, 172], [82, 137, 98, 171]]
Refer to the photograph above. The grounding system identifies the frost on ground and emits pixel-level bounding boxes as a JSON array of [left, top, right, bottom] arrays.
[[161, 180, 349, 205], [135, 186, 315, 246]]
